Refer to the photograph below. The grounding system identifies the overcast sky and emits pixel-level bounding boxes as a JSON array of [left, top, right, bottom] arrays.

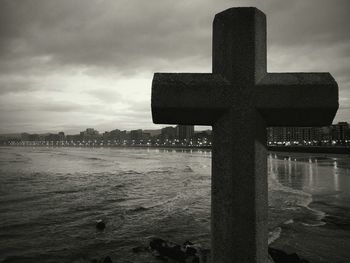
[[0, 0, 349, 134]]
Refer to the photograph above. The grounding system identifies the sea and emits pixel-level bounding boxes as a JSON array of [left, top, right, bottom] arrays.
[[0, 147, 349, 263]]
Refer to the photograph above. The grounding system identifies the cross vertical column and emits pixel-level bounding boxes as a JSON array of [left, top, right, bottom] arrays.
[[212, 112, 267, 263], [211, 8, 268, 263]]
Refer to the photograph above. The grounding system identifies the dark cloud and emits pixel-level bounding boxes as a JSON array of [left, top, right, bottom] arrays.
[[0, 78, 38, 95], [39, 102, 85, 113], [266, 0, 350, 47], [87, 89, 123, 103], [0, 0, 213, 74], [1, 0, 349, 73]]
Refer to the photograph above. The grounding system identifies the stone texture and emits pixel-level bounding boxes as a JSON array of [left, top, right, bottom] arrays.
[[151, 7, 338, 263], [256, 73, 338, 126], [152, 73, 230, 125]]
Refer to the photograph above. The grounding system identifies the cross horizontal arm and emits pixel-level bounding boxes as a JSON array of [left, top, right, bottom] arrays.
[[152, 73, 231, 125], [255, 73, 338, 126]]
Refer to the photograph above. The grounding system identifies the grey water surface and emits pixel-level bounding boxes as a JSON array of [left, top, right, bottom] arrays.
[[0, 147, 349, 262]]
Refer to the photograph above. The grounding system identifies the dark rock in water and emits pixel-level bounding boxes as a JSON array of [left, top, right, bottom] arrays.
[[103, 256, 112, 263], [268, 247, 310, 263], [90, 256, 112, 263], [147, 239, 310, 263], [132, 246, 149, 253], [150, 238, 186, 261], [96, 219, 106, 230], [183, 240, 194, 246], [149, 238, 200, 263], [199, 249, 211, 263]]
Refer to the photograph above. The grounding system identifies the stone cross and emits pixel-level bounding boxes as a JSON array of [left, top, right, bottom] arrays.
[[151, 7, 338, 263]]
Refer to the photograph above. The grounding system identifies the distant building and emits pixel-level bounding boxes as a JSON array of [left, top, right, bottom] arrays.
[[80, 128, 99, 140], [130, 129, 143, 140], [142, 132, 151, 140], [193, 130, 212, 140], [66, 134, 80, 142], [120, 130, 129, 140], [267, 123, 350, 145], [58, 132, 65, 141], [103, 131, 110, 140], [28, 134, 41, 141], [21, 133, 30, 141], [176, 125, 194, 140], [331, 122, 350, 141], [45, 133, 60, 141], [86, 128, 99, 136], [267, 127, 322, 145], [109, 129, 121, 140], [318, 126, 332, 141], [144, 129, 162, 137], [161, 126, 176, 140]]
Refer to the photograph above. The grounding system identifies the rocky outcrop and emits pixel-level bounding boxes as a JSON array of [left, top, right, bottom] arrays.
[[137, 238, 310, 263], [268, 247, 310, 263], [149, 238, 201, 263], [95, 219, 106, 230]]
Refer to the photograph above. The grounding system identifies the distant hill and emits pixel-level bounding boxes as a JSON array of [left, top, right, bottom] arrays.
[[0, 133, 21, 138]]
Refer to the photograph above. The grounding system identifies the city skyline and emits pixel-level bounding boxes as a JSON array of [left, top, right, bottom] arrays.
[[2, 123, 350, 149], [1, 120, 350, 137], [2, 121, 349, 139], [1, 0, 350, 134], [0, 125, 199, 137]]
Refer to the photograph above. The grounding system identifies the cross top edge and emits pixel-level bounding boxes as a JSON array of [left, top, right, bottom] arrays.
[[214, 6, 266, 19]]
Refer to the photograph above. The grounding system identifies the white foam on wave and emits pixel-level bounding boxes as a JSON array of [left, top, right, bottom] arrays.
[[269, 168, 327, 225], [268, 227, 282, 245], [269, 170, 312, 208], [283, 219, 294, 225], [304, 204, 327, 221], [301, 221, 326, 227]]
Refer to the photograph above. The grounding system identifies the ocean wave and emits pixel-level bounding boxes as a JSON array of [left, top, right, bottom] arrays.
[[118, 170, 143, 176], [301, 222, 326, 227], [129, 206, 149, 213], [110, 183, 126, 190], [126, 192, 191, 215], [7, 160, 26, 163], [268, 170, 327, 231], [0, 221, 38, 231], [268, 227, 281, 245], [183, 166, 193, 172], [304, 204, 326, 221], [283, 219, 294, 225], [52, 189, 80, 195], [0, 194, 47, 205], [2, 147, 347, 263], [269, 171, 312, 208], [86, 157, 104, 161], [146, 169, 172, 175], [146, 166, 177, 175]]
